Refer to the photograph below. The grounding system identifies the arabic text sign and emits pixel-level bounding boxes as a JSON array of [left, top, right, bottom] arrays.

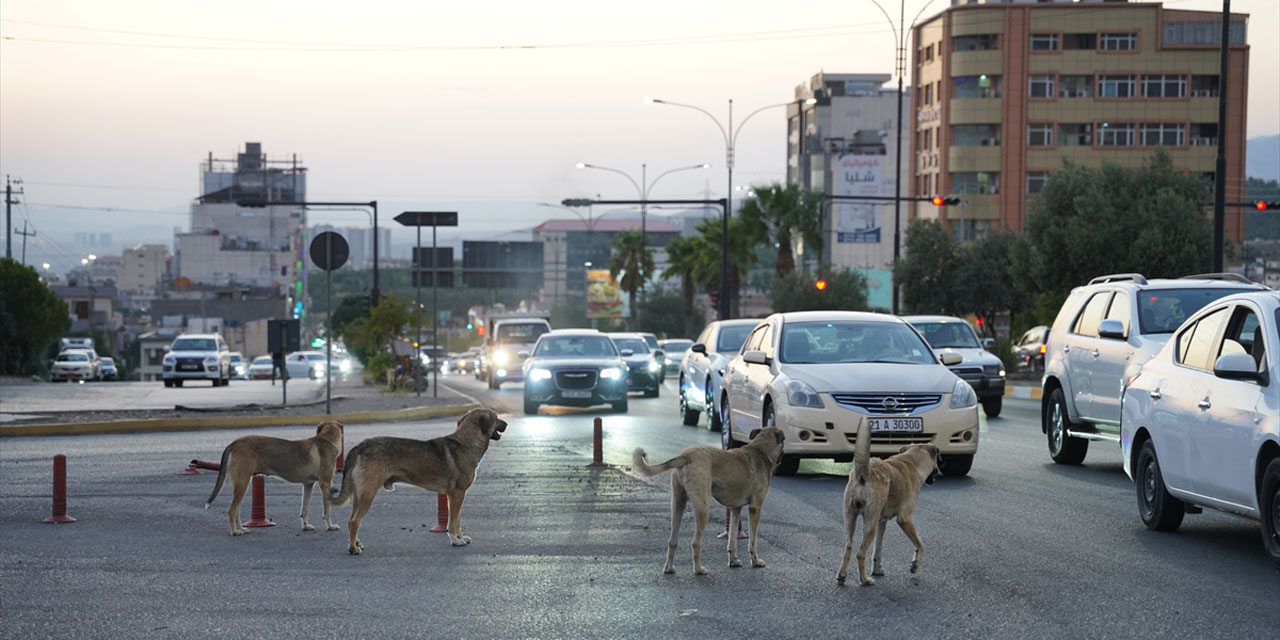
[[834, 154, 884, 244]]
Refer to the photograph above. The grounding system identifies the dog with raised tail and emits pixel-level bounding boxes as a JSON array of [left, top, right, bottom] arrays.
[[837, 417, 941, 586]]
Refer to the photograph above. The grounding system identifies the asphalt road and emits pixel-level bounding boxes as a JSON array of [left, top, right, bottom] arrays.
[[0, 374, 1276, 639]]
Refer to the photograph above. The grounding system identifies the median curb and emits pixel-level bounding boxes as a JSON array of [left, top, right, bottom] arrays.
[[1004, 385, 1043, 401], [0, 402, 482, 438]]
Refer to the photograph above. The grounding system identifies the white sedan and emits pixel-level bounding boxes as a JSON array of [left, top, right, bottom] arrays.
[[1120, 290, 1279, 567], [283, 351, 330, 380], [719, 311, 979, 476]]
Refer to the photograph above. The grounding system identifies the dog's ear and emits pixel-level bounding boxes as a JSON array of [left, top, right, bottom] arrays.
[[316, 423, 326, 436], [748, 429, 761, 441], [774, 430, 785, 445]]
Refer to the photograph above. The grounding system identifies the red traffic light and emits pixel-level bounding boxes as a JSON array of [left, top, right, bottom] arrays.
[[930, 195, 961, 206], [1258, 201, 1270, 210], [815, 279, 828, 291], [931, 196, 944, 206]]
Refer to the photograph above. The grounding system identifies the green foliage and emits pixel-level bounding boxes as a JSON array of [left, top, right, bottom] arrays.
[[770, 266, 869, 313], [606, 230, 654, 329], [635, 285, 690, 339], [738, 183, 824, 279], [0, 259, 72, 375], [329, 295, 370, 339], [661, 234, 704, 338], [691, 215, 759, 315], [992, 337, 1020, 373], [894, 219, 959, 314], [952, 230, 1031, 328], [365, 352, 395, 385], [551, 299, 591, 329], [342, 293, 412, 366]]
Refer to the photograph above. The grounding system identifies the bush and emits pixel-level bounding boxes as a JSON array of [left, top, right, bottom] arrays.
[[365, 352, 395, 385]]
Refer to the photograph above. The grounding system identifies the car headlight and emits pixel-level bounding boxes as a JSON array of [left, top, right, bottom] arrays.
[[493, 351, 510, 365], [950, 378, 977, 409], [600, 367, 624, 380], [786, 380, 824, 408], [340, 360, 352, 372], [163, 356, 175, 365], [529, 368, 552, 382], [647, 361, 662, 372], [204, 356, 218, 365], [983, 364, 1004, 378]]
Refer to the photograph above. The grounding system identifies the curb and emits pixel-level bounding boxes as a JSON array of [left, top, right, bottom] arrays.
[[0, 402, 482, 438], [1004, 385, 1043, 401]]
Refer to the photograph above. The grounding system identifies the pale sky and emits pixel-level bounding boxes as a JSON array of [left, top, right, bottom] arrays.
[[1, 0, 1276, 268]]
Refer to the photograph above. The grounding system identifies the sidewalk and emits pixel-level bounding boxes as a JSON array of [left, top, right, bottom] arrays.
[[1003, 373, 1043, 400]]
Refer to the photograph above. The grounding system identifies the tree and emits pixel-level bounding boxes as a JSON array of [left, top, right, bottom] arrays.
[[1244, 177, 1280, 242], [691, 215, 759, 318], [771, 266, 869, 313], [329, 295, 370, 340], [738, 182, 824, 279], [0, 259, 72, 375], [606, 230, 654, 330], [894, 219, 959, 314], [951, 230, 1031, 332], [342, 293, 412, 367], [1023, 150, 1212, 298], [660, 234, 703, 338], [635, 284, 689, 338]]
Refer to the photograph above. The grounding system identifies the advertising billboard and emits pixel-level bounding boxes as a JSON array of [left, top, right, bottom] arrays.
[[834, 154, 884, 243], [586, 269, 622, 319]]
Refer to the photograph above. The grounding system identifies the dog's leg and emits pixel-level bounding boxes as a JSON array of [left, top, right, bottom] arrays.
[[446, 488, 470, 546], [226, 471, 250, 536], [747, 503, 766, 568], [871, 518, 889, 576], [898, 515, 924, 574], [300, 482, 316, 531], [319, 479, 339, 531], [347, 487, 374, 555], [837, 511, 857, 585], [726, 507, 742, 568], [664, 480, 687, 574], [856, 507, 882, 585], [690, 500, 710, 575]]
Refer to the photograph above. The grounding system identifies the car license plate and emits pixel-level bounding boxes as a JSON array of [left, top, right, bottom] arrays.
[[562, 390, 592, 399], [868, 417, 924, 433], [181, 364, 200, 371]]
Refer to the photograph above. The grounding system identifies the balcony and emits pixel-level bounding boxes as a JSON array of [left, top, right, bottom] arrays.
[[949, 98, 1003, 124], [948, 146, 1002, 172], [945, 195, 1000, 221], [950, 51, 1003, 78]]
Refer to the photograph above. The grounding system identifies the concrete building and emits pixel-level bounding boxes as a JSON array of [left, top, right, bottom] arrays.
[[912, 0, 1250, 242], [119, 244, 169, 293], [532, 218, 682, 308]]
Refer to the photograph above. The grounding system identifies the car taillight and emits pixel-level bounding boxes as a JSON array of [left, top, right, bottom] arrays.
[[1039, 344, 1046, 354]]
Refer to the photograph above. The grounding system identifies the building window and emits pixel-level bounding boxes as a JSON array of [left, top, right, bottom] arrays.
[[1099, 32, 1137, 51], [1143, 74, 1187, 98], [924, 83, 933, 105], [925, 44, 934, 61], [1059, 75, 1092, 98], [952, 172, 999, 195], [1191, 75, 1219, 97], [1097, 123, 1136, 147], [1030, 33, 1059, 51], [923, 128, 932, 150], [1063, 33, 1097, 50], [1097, 75, 1136, 98], [1027, 171, 1049, 194], [1164, 21, 1245, 46], [1190, 123, 1219, 146], [1028, 123, 1054, 147], [953, 34, 999, 51], [953, 125, 1000, 147], [1029, 75, 1056, 98], [953, 74, 1001, 99], [1141, 123, 1186, 147]]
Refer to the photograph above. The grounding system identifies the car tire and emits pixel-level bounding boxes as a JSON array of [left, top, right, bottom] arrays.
[[705, 382, 723, 432], [942, 454, 974, 477], [644, 387, 659, 398], [679, 381, 700, 426], [164, 380, 172, 388], [489, 377, 499, 391], [612, 399, 628, 413], [523, 398, 539, 415], [720, 399, 740, 449], [981, 396, 1002, 418], [174, 380, 183, 388], [774, 455, 800, 476], [1259, 458, 1280, 569], [1136, 440, 1184, 532], [1045, 387, 1088, 465]]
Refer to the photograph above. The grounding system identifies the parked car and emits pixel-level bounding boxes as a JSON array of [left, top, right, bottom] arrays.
[[677, 319, 760, 429], [50, 349, 101, 382], [719, 311, 979, 476], [1012, 325, 1050, 373], [283, 351, 330, 380], [1041, 273, 1267, 465], [905, 315, 1006, 417], [637, 332, 666, 380], [1119, 290, 1279, 567], [98, 356, 119, 381], [247, 355, 277, 380], [658, 339, 693, 376], [228, 352, 249, 379], [608, 333, 663, 397], [522, 329, 629, 414], [162, 333, 232, 387]]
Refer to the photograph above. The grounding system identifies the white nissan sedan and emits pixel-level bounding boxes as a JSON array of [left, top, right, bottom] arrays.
[[719, 311, 979, 476]]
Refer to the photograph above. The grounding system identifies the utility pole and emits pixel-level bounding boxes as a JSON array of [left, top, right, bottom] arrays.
[[14, 221, 36, 264], [1211, 0, 1230, 272], [5, 176, 24, 260]]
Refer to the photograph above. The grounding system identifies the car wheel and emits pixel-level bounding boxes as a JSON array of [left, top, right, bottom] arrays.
[[523, 398, 539, 415], [1045, 388, 1088, 465], [612, 398, 628, 413], [981, 396, 1002, 418], [774, 455, 800, 476], [489, 377, 499, 390], [1259, 458, 1280, 569], [720, 399, 739, 449], [164, 380, 172, 388], [174, 380, 183, 388], [679, 381, 700, 426], [1136, 440, 1184, 532], [942, 454, 974, 477], [705, 382, 723, 432], [644, 386, 659, 398]]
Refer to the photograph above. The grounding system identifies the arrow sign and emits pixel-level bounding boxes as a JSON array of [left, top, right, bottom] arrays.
[[394, 211, 458, 227]]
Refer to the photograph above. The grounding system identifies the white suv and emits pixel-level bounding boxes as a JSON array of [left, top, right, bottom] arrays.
[[162, 333, 233, 387], [1041, 273, 1266, 465]]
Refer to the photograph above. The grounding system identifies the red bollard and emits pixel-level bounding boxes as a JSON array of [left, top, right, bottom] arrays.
[[429, 493, 448, 533], [178, 463, 202, 476], [588, 416, 605, 467], [715, 506, 748, 540], [242, 475, 276, 528], [179, 458, 222, 476], [43, 454, 76, 524]]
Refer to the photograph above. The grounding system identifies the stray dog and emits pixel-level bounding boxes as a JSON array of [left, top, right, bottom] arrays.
[[632, 427, 785, 575], [329, 408, 507, 554], [205, 421, 345, 535], [837, 417, 941, 586]]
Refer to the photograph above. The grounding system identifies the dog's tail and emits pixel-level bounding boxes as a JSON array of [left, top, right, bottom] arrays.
[[204, 443, 234, 509], [328, 444, 360, 506], [631, 448, 688, 477], [854, 416, 870, 486]]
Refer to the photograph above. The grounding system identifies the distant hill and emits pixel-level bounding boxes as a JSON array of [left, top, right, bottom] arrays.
[[1248, 134, 1279, 180]]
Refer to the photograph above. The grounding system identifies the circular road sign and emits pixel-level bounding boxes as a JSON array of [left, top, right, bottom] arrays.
[[309, 232, 350, 271]]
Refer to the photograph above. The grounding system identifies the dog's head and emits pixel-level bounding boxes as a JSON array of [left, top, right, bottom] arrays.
[[746, 427, 787, 464], [315, 420, 345, 443], [459, 408, 508, 441], [900, 443, 942, 485]]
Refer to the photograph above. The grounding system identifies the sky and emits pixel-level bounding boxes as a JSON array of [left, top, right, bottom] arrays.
[[1, 0, 1277, 271]]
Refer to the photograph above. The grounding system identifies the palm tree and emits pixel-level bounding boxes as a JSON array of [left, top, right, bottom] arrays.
[[738, 182, 824, 279], [691, 216, 758, 318], [606, 230, 654, 330], [660, 234, 703, 337]]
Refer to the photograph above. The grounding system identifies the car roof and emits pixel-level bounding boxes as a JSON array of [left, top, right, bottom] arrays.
[[541, 329, 603, 338], [772, 310, 904, 325], [1207, 290, 1280, 310], [175, 333, 221, 339], [1077, 273, 1267, 292], [713, 318, 765, 329], [901, 315, 969, 324], [607, 333, 647, 341]]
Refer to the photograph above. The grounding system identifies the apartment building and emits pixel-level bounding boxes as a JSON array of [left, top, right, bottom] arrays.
[[119, 244, 169, 293], [912, 0, 1249, 242]]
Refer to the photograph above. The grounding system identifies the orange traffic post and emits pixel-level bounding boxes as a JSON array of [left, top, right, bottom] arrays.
[[43, 455, 76, 524], [429, 493, 448, 532], [242, 475, 276, 528], [588, 417, 605, 467]]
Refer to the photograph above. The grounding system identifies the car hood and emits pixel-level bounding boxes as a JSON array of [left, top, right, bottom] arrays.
[[526, 358, 624, 370], [621, 355, 656, 366], [934, 347, 1001, 367], [168, 350, 219, 358], [783, 363, 960, 394]]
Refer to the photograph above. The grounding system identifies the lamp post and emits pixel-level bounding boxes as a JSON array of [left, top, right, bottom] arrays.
[[537, 202, 638, 307], [646, 97, 814, 319], [81, 254, 97, 338]]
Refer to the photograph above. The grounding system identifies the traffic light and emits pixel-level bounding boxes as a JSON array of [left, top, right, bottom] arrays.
[[1256, 201, 1278, 210], [814, 279, 828, 291], [931, 195, 961, 206]]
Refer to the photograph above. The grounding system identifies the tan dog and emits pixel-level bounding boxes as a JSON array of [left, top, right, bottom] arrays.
[[329, 408, 507, 554], [837, 417, 941, 586], [632, 427, 786, 575], [205, 421, 345, 535]]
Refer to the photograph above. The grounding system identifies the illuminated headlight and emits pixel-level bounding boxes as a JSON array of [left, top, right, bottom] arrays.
[[495, 368, 508, 378], [786, 380, 824, 408], [647, 361, 662, 372], [529, 368, 552, 382], [163, 355, 175, 365], [600, 367, 624, 380], [493, 351, 510, 365], [340, 360, 352, 372], [312, 364, 326, 375], [950, 379, 977, 408]]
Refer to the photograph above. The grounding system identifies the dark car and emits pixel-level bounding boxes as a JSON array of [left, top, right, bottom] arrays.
[[638, 332, 667, 380], [522, 330, 630, 414], [658, 339, 693, 376], [1012, 325, 1049, 372], [609, 333, 663, 398]]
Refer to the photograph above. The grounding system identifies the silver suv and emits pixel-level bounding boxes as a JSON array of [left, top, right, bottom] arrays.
[[162, 333, 232, 387], [1042, 273, 1267, 464]]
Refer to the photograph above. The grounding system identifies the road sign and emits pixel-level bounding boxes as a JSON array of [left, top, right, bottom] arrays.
[[394, 211, 458, 227], [309, 232, 350, 271]]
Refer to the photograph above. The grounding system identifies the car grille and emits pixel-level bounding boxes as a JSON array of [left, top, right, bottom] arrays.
[[555, 370, 597, 390], [177, 357, 204, 369], [844, 432, 936, 446], [830, 393, 943, 415], [950, 366, 982, 376]]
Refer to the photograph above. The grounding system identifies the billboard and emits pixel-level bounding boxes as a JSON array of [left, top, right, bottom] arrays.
[[462, 241, 543, 290], [834, 154, 884, 243], [586, 270, 622, 318]]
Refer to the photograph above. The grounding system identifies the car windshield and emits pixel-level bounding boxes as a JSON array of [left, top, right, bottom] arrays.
[[1138, 288, 1256, 334], [252, 356, 273, 365], [612, 338, 650, 354], [230, 355, 243, 363], [497, 323, 549, 344], [779, 321, 935, 365], [716, 325, 754, 353], [101, 358, 114, 365], [642, 335, 659, 349], [173, 338, 217, 351], [58, 353, 88, 362], [534, 335, 618, 358], [662, 340, 693, 355], [305, 354, 326, 361], [911, 321, 981, 349]]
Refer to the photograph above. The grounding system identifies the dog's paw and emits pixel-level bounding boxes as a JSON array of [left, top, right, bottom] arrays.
[[694, 565, 709, 576], [663, 566, 675, 575], [348, 545, 362, 555], [230, 529, 246, 536], [860, 577, 876, 586], [302, 522, 316, 532], [909, 561, 919, 574], [728, 558, 742, 568], [872, 567, 885, 577], [752, 558, 767, 568], [326, 523, 340, 531], [837, 574, 847, 586], [450, 535, 472, 546]]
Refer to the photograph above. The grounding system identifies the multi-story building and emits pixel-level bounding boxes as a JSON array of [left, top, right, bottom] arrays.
[[532, 218, 682, 308], [119, 244, 169, 293], [787, 72, 911, 309], [912, 0, 1249, 242]]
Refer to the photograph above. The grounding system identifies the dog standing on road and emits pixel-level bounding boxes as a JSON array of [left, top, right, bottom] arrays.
[[632, 427, 786, 575], [329, 408, 507, 554], [205, 421, 345, 535], [837, 417, 941, 586]]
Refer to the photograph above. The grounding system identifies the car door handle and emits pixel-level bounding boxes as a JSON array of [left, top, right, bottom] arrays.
[[1063, 345, 1070, 353], [1149, 389, 1161, 400], [1197, 399, 1211, 410], [1091, 349, 1100, 358]]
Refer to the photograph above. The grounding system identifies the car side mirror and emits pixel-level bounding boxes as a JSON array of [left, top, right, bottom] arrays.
[[1213, 353, 1263, 383], [654, 349, 665, 360], [163, 345, 171, 352], [981, 337, 995, 351], [620, 349, 634, 357], [1098, 319, 1126, 340], [940, 352, 963, 366], [743, 350, 771, 366], [690, 343, 706, 354], [517, 350, 530, 359]]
